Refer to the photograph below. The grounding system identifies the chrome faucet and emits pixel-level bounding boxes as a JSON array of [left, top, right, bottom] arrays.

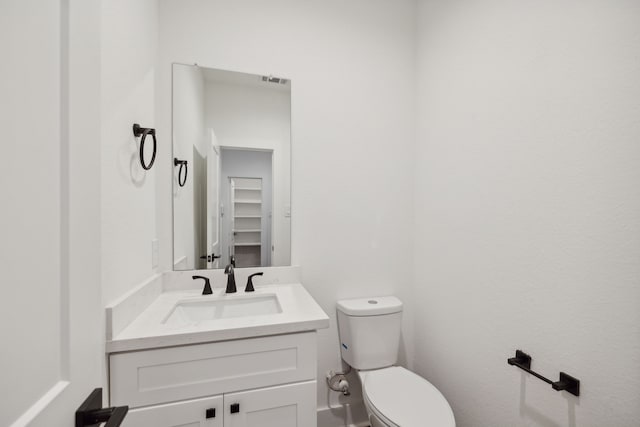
[[224, 263, 237, 293]]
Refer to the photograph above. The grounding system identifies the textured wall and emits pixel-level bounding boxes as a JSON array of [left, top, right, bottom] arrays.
[[413, 1, 640, 426]]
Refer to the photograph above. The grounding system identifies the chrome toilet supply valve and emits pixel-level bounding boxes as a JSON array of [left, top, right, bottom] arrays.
[[326, 366, 352, 396]]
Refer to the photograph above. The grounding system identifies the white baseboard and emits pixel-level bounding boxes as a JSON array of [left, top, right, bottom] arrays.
[[317, 402, 369, 427]]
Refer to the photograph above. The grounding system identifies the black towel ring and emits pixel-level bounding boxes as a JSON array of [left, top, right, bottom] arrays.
[[133, 123, 157, 170], [174, 158, 188, 187]]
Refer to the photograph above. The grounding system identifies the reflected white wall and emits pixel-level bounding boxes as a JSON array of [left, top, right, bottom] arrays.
[[172, 64, 206, 269]]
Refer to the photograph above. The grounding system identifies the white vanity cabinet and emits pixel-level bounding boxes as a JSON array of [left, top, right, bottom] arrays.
[[110, 332, 318, 427]]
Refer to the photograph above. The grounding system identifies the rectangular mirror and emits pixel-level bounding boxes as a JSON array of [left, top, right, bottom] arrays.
[[172, 64, 291, 270]]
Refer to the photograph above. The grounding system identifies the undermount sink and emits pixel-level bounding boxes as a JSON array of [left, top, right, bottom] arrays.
[[163, 293, 282, 326]]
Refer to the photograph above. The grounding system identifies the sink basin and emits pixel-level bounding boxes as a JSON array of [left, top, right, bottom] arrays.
[[163, 294, 282, 326]]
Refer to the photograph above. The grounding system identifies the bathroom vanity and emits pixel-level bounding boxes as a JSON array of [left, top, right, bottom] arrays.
[[106, 268, 328, 427], [106, 62, 317, 426]]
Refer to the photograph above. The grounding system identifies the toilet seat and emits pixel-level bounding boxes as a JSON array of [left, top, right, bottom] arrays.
[[360, 366, 455, 427]]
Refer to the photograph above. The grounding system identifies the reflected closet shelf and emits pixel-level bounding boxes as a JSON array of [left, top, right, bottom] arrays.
[[234, 186, 261, 191]]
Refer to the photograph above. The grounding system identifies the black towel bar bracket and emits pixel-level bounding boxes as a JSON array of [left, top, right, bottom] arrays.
[[133, 123, 157, 170], [508, 350, 580, 396]]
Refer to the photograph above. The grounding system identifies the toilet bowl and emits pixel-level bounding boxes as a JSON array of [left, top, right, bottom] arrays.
[[359, 367, 455, 427], [336, 296, 455, 427]]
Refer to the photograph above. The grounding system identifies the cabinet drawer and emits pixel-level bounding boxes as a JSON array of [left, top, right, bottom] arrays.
[[110, 332, 317, 408], [122, 395, 223, 427]]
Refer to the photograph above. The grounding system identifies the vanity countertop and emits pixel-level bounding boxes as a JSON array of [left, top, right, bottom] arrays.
[[106, 282, 329, 353]]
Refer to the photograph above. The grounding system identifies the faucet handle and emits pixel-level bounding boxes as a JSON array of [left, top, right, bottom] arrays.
[[192, 275, 212, 295], [224, 263, 234, 274], [245, 272, 263, 292]]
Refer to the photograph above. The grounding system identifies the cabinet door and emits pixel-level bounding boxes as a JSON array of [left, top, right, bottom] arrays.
[[122, 395, 223, 427], [224, 381, 316, 427]]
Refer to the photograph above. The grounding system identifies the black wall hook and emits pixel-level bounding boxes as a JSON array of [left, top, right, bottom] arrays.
[[133, 123, 157, 170], [174, 158, 188, 187], [508, 350, 580, 396]]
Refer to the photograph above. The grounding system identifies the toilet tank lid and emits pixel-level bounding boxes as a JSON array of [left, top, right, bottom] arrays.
[[337, 296, 403, 316]]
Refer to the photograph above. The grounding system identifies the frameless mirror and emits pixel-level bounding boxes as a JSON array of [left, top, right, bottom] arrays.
[[172, 64, 291, 270]]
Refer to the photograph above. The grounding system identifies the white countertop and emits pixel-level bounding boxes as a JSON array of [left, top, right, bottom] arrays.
[[106, 282, 330, 353]]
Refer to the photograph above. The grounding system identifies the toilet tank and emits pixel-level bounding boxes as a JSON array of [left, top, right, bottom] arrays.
[[336, 296, 403, 370]]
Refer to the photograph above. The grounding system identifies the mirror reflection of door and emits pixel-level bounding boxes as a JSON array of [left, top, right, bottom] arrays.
[[221, 148, 273, 268], [192, 145, 207, 269], [206, 130, 221, 269]]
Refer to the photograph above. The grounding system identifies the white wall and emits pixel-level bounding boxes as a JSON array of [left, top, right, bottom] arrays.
[[101, 0, 160, 304], [156, 0, 417, 420], [172, 64, 206, 269], [205, 80, 290, 266], [413, 1, 640, 426]]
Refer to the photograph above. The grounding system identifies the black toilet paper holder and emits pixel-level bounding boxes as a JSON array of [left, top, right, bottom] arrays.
[[507, 350, 580, 396]]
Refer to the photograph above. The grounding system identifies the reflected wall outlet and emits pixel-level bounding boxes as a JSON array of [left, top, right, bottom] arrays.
[[151, 239, 159, 269]]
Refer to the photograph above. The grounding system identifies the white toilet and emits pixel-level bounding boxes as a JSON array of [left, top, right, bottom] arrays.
[[337, 296, 455, 427]]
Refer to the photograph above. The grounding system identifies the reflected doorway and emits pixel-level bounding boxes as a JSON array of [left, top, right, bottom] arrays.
[[220, 148, 273, 268]]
